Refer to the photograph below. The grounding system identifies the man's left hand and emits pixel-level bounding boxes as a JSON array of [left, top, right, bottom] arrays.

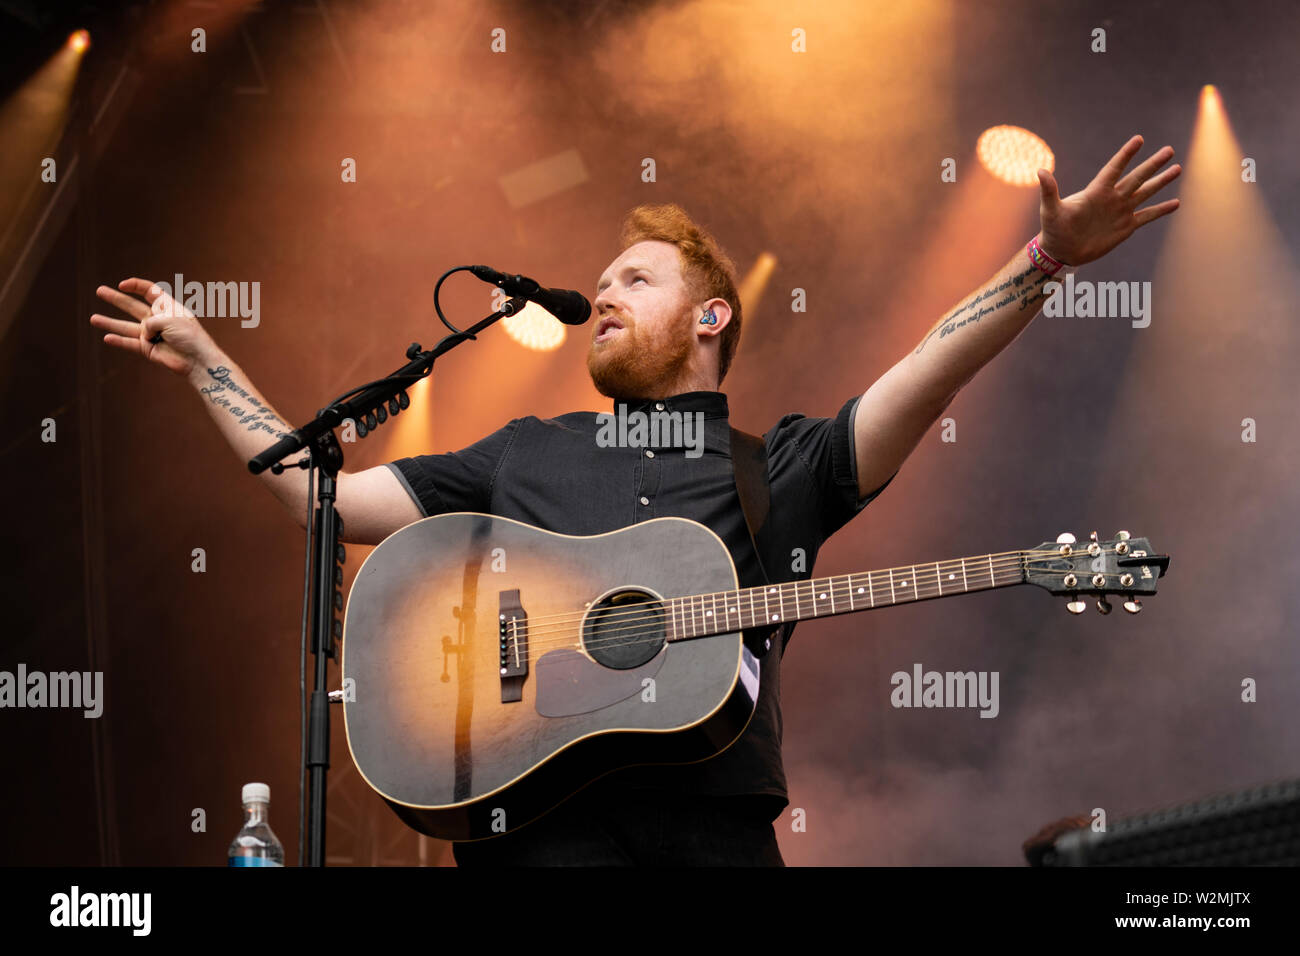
[[1036, 134, 1181, 266]]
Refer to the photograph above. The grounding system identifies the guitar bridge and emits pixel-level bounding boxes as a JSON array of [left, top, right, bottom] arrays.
[[498, 589, 529, 703]]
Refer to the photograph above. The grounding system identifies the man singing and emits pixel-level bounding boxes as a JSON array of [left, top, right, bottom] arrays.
[[90, 135, 1179, 865]]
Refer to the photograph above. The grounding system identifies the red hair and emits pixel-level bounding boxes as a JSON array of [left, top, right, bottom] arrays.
[[617, 204, 743, 384]]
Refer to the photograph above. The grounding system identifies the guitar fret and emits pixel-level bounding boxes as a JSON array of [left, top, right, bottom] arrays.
[[663, 548, 1037, 643]]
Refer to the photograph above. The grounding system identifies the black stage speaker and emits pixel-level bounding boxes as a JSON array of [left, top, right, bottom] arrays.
[[1025, 778, 1300, 866]]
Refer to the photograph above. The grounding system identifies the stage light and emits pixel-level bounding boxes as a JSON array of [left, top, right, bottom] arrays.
[[976, 125, 1054, 187], [737, 252, 778, 323], [1200, 84, 1223, 119], [502, 301, 565, 351], [68, 30, 91, 54]]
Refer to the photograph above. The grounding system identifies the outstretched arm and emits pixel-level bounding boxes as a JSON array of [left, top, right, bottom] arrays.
[[90, 278, 422, 544], [851, 135, 1181, 498]]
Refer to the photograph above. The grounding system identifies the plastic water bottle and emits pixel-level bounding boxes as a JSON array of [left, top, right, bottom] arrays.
[[227, 782, 285, 866]]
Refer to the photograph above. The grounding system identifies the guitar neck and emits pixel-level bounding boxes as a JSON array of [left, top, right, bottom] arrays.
[[665, 550, 1030, 642]]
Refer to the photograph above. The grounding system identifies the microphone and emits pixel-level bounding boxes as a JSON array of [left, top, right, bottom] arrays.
[[469, 265, 592, 325]]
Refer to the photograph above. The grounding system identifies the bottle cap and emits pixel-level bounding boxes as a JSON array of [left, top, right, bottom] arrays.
[[242, 782, 271, 805]]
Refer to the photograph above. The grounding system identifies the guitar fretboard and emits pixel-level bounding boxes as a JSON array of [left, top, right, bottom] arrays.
[[665, 551, 1029, 642]]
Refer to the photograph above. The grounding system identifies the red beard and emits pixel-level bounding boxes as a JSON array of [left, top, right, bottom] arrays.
[[587, 301, 695, 399]]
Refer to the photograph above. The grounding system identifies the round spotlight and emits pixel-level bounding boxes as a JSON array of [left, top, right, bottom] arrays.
[[502, 301, 566, 351], [977, 125, 1054, 187], [68, 29, 91, 54]]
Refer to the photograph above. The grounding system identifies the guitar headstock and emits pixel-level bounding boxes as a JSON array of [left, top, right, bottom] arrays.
[[1024, 530, 1169, 615]]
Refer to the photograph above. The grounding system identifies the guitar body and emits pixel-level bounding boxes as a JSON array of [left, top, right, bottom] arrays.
[[342, 513, 760, 841]]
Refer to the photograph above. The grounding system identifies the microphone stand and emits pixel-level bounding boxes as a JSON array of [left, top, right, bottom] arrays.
[[248, 295, 529, 866]]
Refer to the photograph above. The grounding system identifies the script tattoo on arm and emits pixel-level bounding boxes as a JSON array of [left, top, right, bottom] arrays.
[[198, 365, 291, 439], [913, 264, 1052, 356]]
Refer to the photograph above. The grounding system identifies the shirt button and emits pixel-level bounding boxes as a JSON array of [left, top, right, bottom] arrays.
[[655, 402, 665, 411], [639, 496, 650, 506], [645, 450, 654, 458]]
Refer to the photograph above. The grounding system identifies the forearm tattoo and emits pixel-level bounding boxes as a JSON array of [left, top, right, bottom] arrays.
[[198, 365, 291, 439], [913, 264, 1051, 355]]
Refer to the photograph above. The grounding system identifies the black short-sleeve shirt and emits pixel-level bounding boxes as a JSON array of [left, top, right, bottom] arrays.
[[385, 390, 894, 822]]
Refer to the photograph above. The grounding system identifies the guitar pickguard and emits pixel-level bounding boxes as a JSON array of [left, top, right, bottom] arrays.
[[534, 646, 667, 718]]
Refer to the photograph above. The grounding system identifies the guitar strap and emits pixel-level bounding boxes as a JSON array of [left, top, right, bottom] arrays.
[[729, 426, 784, 657]]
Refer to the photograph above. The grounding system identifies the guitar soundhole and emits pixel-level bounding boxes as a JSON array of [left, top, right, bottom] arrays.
[[583, 589, 666, 670]]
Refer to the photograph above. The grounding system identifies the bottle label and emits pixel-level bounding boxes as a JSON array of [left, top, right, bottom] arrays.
[[228, 857, 283, 867]]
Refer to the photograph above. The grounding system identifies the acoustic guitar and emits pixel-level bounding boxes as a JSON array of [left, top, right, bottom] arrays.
[[340, 513, 1168, 840]]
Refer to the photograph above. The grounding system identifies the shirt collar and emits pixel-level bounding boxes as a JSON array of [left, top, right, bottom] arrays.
[[609, 390, 730, 420]]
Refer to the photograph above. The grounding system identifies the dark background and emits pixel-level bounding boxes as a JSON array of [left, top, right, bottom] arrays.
[[1, 0, 1297, 865]]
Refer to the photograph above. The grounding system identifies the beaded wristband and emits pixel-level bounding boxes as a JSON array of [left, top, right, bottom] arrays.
[[1027, 235, 1068, 276]]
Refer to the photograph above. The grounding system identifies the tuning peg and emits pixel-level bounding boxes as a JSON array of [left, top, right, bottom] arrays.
[[1123, 596, 1142, 614], [1066, 597, 1086, 614], [1096, 596, 1112, 615], [1056, 532, 1076, 545], [1115, 530, 1131, 541]]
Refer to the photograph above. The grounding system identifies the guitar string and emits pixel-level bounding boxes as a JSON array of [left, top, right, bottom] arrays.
[[513, 552, 1037, 653], [525, 553, 1035, 650], [512, 547, 1131, 656], [509, 545, 1122, 641], [503, 545, 1084, 634], [526, 555, 1034, 658], [492, 547, 1138, 658]]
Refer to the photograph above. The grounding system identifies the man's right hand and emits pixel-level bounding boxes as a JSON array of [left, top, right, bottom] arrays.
[[89, 276, 425, 545], [90, 277, 218, 379]]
